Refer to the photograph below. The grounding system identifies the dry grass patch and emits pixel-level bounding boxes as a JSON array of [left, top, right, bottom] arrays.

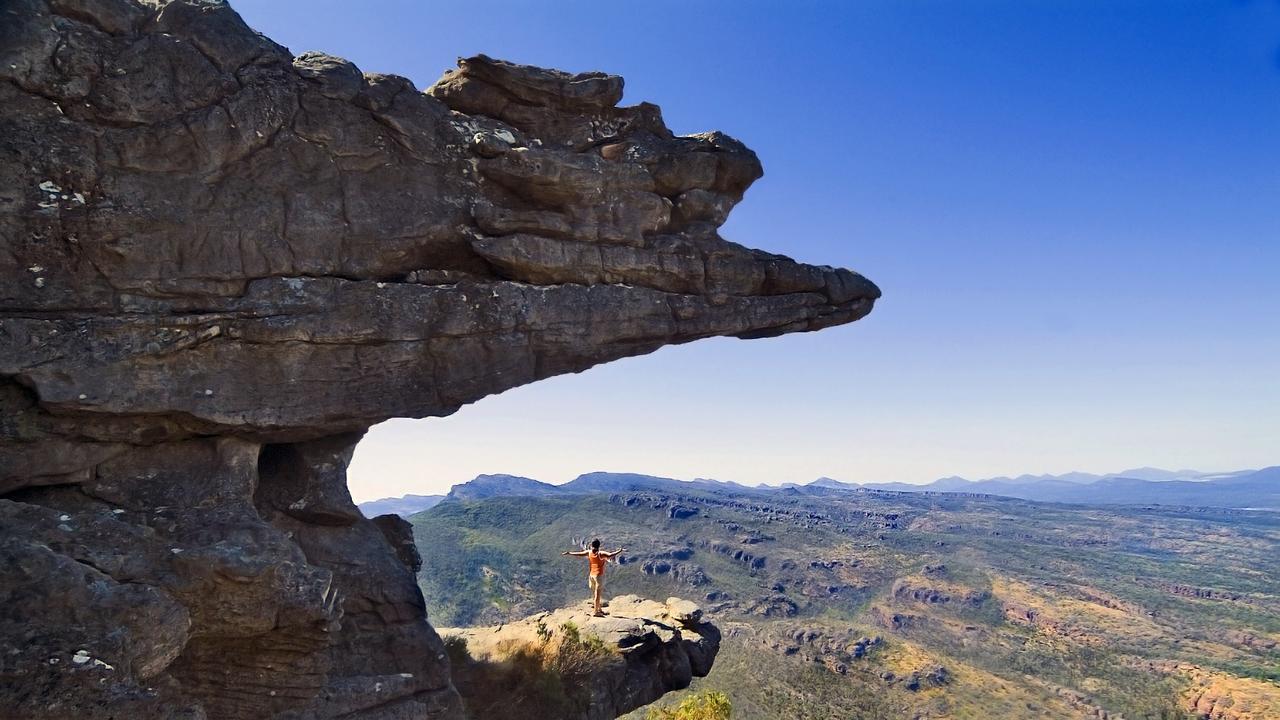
[[1177, 664, 1280, 720], [446, 621, 618, 720]]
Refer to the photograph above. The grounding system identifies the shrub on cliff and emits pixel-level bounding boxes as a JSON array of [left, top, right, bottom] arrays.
[[646, 691, 732, 720], [448, 621, 617, 719]]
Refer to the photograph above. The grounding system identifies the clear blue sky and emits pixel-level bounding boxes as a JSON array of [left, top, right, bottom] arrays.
[[232, 0, 1280, 501]]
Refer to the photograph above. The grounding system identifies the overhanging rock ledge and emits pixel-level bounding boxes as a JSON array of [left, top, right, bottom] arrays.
[[0, 1, 879, 718]]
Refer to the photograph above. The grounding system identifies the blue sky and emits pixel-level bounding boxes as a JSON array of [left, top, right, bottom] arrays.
[[233, 0, 1280, 501]]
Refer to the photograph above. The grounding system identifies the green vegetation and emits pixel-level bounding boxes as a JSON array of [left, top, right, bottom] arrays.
[[414, 486, 1280, 719], [646, 691, 731, 720]]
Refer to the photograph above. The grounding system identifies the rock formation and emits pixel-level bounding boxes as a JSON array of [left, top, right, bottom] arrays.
[[440, 596, 719, 720], [0, 1, 878, 718]]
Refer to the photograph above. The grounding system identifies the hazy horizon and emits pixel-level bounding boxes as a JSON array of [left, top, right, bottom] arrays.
[[352, 462, 1269, 503], [232, 0, 1280, 504]]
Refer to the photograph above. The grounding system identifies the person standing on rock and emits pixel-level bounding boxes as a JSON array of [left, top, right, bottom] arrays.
[[563, 539, 625, 617]]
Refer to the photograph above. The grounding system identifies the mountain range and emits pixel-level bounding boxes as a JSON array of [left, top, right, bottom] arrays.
[[356, 493, 444, 518], [361, 466, 1280, 517], [816, 466, 1278, 507], [409, 466, 1280, 719]]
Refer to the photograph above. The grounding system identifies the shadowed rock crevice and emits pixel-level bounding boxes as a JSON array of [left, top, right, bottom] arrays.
[[0, 1, 878, 718]]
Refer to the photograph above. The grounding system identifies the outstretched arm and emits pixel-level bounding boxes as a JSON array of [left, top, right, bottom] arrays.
[[604, 547, 627, 559], [562, 549, 589, 556]]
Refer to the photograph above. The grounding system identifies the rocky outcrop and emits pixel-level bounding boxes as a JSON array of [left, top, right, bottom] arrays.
[[0, 1, 877, 718], [440, 596, 718, 720], [728, 622, 883, 675], [1177, 664, 1280, 720], [890, 577, 990, 606]]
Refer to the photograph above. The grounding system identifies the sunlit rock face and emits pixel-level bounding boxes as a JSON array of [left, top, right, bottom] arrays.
[[441, 596, 720, 720], [0, 1, 878, 717]]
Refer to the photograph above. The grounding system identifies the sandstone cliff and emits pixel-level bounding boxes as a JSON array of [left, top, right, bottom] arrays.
[[0, 1, 878, 718]]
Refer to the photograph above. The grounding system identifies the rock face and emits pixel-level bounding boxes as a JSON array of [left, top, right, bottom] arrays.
[[0, 1, 878, 719], [440, 596, 720, 720]]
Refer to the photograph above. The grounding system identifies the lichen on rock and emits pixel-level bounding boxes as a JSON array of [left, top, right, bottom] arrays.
[[0, 1, 878, 718]]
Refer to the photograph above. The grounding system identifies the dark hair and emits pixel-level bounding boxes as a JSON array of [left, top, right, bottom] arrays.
[[591, 538, 601, 550]]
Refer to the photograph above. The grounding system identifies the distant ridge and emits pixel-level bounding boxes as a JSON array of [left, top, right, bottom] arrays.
[[445, 474, 562, 502], [441, 471, 737, 503], [358, 493, 444, 518], [846, 467, 1278, 507], [404, 466, 1280, 511], [841, 467, 1265, 504]]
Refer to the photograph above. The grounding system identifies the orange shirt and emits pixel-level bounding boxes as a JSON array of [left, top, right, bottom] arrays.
[[588, 551, 607, 577]]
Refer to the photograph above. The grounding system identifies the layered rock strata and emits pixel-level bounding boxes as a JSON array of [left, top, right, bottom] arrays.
[[0, 1, 878, 718]]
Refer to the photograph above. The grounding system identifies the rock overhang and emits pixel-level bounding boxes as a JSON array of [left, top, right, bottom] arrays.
[[2, 18, 878, 448], [0, 1, 879, 718]]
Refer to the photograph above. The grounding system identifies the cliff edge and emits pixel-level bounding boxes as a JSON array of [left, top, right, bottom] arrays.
[[441, 597, 719, 720], [0, 1, 877, 718]]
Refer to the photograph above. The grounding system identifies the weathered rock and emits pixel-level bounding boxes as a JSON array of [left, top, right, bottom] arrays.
[[664, 597, 703, 625], [730, 622, 883, 676], [0, 1, 878, 718], [746, 594, 800, 617], [439, 596, 719, 720], [890, 577, 990, 606]]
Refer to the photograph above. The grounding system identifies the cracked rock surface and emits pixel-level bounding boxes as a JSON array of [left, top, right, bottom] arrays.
[[440, 596, 720, 720], [0, 1, 878, 718]]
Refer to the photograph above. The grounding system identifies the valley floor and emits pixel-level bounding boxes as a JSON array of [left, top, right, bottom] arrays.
[[411, 485, 1280, 719]]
